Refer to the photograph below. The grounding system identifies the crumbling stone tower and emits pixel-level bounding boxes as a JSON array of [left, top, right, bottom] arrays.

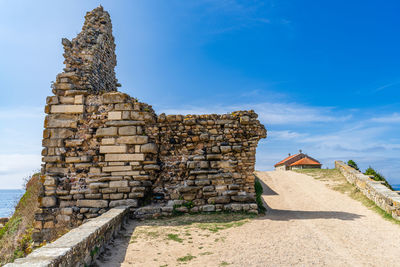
[[35, 6, 266, 243]]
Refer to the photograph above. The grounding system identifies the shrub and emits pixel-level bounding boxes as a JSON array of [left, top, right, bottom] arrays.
[[347, 160, 359, 171], [254, 177, 266, 214], [365, 166, 393, 190]]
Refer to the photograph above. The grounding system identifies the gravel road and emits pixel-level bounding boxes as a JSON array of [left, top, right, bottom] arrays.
[[96, 171, 400, 266]]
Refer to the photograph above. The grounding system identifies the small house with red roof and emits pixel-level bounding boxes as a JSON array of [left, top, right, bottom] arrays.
[[275, 150, 322, 171]]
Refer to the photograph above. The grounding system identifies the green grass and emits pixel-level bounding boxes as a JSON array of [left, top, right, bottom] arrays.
[[166, 234, 183, 243], [195, 220, 247, 233], [177, 254, 196, 262], [144, 212, 255, 228], [199, 251, 213, 256], [220, 262, 230, 266], [0, 216, 22, 240], [294, 168, 400, 226], [0, 174, 42, 265], [255, 177, 266, 214]]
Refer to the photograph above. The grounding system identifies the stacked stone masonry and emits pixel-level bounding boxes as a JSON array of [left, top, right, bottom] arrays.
[[34, 6, 266, 243], [335, 161, 400, 221]]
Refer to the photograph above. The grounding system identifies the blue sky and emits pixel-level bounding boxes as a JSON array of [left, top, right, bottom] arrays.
[[1, 0, 400, 189]]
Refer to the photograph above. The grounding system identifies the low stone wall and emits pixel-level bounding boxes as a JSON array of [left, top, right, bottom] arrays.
[[335, 161, 400, 220], [6, 206, 129, 267]]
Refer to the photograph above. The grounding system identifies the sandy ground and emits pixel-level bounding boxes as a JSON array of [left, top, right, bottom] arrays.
[[94, 171, 400, 266]]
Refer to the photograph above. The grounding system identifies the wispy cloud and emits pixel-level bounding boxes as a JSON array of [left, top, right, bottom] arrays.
[[0, 107, 43, 119], [0, 154, 41, 189], [269, 130, 306, 140], [371, 113, 400, 123], [373, 81, 400, 92]]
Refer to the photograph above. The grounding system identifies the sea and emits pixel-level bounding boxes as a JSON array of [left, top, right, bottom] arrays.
[[0, 189, 25, 218], [392, 184, 400, 191]]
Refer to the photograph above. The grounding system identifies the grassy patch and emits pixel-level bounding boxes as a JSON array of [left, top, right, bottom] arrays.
[[0, 174, 41, 265], [199, 251, 213, 256], [144, 212, 255, 228], [255, 177, 266, 214], [166, 234, 183, 243], [220, 262, 230, 266], [177, 254, 196, 262], [295, 169, 400, 226], [195, 220, 248, 233]]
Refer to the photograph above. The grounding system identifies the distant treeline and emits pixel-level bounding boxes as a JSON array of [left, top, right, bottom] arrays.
[[347, 160, 393, 190]]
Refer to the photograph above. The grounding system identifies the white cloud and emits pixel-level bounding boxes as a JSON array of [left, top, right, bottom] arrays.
[[371, 113, 400, 123], [0, 107, 43, 119], [269, 130, 306, 140], [0, 154, 41, 189]]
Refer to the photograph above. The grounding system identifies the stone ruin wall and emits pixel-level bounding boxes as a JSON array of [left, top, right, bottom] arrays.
[[34, 6, 267, 243]]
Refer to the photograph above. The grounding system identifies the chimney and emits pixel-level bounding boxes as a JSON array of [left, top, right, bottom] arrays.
[[288, 153, 291, 156], [299, 149, 302, 153]]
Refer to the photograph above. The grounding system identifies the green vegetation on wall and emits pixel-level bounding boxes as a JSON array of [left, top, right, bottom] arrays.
[[346, 160, 393, 190], [254, 177, 266, 214], [347, 160, 359, 171], [364, 166, 393, 190]]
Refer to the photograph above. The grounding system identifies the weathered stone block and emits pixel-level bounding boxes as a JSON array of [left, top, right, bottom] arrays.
[[109, 199, 138, 208], [96, 127, 118, 137], [109, 180, 128, 188], [220, 146, 232, 153], [45, 115, 77, 128], [109, 193, 124, 200], [116, 136, 148, 144], [100, 145, 127, 153], [56, 214, 71, 223], [50, 105, 84, 114], [102, 92, 128, 104], [102, 165, 132, 172], [43, 156, 62, 163], [115, 103, 133, 110], [59, 96, 75, 104], [195, 179, 211, 186], [143, 164, 160, 171], [101, 138, 115, 145], [207, 154, 222, 160], [41, 196, 57, 207], [112, 171, 140, 176], [65, 139, 84, 147], [74, 95, 84, 104], [49, 129, 74, 139], [129, 192, 145, 198], [89, 183, 108, 189], [202, 205, 215, 212], [108, 111, 122, 120], [105, 153, 145, 161], [119, 126, 136, 135], [141, 143, 157, 154], [77, 199, 108, 208], [208, 196, 230, 204]]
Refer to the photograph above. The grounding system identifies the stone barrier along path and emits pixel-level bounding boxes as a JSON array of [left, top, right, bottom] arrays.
[[6, 206, 129, 267], [335, 160, 400, 220]]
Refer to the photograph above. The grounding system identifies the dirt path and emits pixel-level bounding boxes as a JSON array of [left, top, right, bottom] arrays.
[[95, 171, 400, 266]]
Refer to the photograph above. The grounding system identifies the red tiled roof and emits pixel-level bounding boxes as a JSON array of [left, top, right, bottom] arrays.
[[290, 157, 321, 166], [274, 153, 299, 167]]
